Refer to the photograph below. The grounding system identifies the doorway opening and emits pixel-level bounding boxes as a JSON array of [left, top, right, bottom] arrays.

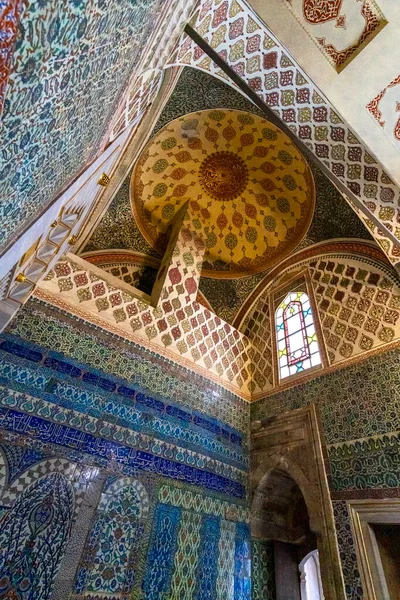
[[253, 468, 322, 600], [347, 499, 400, 600]]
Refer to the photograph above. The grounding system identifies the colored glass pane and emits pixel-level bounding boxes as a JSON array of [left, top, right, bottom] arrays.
[[275, 291, 321, 379]]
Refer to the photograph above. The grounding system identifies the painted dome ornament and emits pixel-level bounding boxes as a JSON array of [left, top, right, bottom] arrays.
[[199, 151, 248, 201], [132, 109, 315, 278]]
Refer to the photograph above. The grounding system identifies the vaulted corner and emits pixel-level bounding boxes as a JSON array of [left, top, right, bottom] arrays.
[[1, 1, 400, 599]]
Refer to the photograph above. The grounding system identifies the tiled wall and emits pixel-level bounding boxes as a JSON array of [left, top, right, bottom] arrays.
[[0, 298, 251, 600], [241, 243, 400, 396], [38, 209, 254, 398], [252, 540, 276, 600], [251, 346, 400, 600], [0, 0, 161, 250]]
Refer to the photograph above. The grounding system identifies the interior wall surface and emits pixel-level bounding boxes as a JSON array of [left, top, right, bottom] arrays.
[[0, 297, 251, 600], [252, 540, 276, 600], [251, 347, 400, 600]]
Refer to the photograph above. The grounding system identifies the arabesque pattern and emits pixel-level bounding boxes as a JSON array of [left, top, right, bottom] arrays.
[[309, 255, 400, 364], [0, 0, 169, 251], [132, 109, 315, 277], [285, 0, 387, 72], [170, 510, 202, 599], [171, 0, 400, 266], [6, 298, 249, 433], [252, 540, 276, 600]]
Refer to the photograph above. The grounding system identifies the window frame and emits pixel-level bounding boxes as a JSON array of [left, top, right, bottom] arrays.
[[270, 271, 326, 386]]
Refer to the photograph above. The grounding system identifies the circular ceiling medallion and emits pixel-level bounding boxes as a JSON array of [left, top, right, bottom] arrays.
[[131, 109, 315, 279], [199, 151, 248, 201]]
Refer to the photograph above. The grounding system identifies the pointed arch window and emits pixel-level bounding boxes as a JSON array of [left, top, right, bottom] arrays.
[[276, 291, 321, 379]]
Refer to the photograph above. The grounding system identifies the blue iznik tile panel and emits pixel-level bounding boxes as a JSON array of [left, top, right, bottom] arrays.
[[0, 0, 163, 251], [0, 471, 75, 598], [7, 299, 249, 434], [0, 300, 251, 600]]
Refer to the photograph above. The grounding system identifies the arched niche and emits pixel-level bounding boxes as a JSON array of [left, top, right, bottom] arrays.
[[251, 405, 346, 600], [252, 466, 316, 547]]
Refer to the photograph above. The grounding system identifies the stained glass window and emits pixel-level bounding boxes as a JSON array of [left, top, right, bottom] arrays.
[[276, 291, 321, 379]]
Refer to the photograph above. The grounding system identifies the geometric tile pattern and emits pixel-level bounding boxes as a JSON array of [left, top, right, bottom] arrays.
[[170, 510, 202, 599], [241, 243, 400, 395], [83, 251, 161, 290], [309, 255, 400, 364], [242, 295, 274, 395], [0, 232, 255, 600], [157, 484, 249, 521], [39, 211, 253, 396], [39, 239, 400, 399], [172, 0, 400, 265], [0, 286, 254, 600], [82, 250, 213, 314], [0, 308, 253, 600], [0, 457, 80, 507]]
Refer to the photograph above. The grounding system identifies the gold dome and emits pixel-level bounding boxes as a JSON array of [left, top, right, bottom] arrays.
[[131, 109, 315, 278]]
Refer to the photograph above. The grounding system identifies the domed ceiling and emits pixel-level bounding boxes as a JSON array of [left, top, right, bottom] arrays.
[[84, 68, 373, 323], [131, 109, 315, 278]]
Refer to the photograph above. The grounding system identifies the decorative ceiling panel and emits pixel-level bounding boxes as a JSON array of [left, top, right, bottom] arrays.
[[283, 0, 387, 72], [174, 0, 400, 264], [367, 74, 400, 151], [131, 109, 315, 278], [84, 67, 373, 323], [83, 68, 266, 257]]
